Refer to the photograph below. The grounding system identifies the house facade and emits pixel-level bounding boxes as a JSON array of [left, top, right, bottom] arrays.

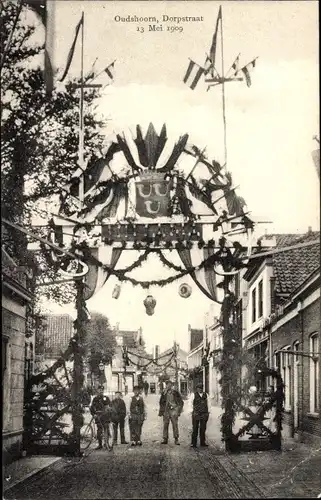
[[187, 326, 204, 391], [241, 230, 320, 441], [2, 249, 34, 464]]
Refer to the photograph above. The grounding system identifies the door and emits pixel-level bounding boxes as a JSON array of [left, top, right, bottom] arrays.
[[293, 342, 299, 431]]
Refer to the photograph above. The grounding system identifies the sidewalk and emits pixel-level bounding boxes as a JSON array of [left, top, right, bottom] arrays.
[[3, 455, 61, 493], [205, 405, 321, 498]]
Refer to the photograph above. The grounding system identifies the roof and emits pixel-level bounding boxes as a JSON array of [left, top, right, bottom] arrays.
[[260, 231, 320, 296], [116, 330, 139, 348]]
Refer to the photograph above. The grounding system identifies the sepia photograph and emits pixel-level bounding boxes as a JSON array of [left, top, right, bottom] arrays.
[[1, 0, 320, 498]]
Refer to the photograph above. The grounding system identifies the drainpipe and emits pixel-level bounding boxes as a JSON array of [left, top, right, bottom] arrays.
[[297, 300, 303, 441]]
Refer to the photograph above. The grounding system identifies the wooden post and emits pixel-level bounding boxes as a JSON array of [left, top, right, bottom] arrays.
[[71, 279, 86, 455]]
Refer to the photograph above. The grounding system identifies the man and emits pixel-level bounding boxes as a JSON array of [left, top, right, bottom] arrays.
[[129, 385, 146, 446], [89, 385, 111, 450], [143, 380, 149, 397], [191, 383, 209, 448], [159, 380, 184, 445], [111, 391, 128, 445]]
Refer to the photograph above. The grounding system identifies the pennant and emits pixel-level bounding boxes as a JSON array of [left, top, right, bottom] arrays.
[[104, 60, 116, 81], [59, 14, 83, 82], [183, 60, 205, 90], [208, 5, 222, 77]]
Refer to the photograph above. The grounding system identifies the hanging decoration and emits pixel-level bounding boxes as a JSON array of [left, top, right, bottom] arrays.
[[143, 294, 157, 316], [112, 283, 121, 299], [178, 283, 192, 298]]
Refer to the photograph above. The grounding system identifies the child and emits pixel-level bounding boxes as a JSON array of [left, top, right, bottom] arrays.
[[111, 392, 128, 445], [129, 385, 146, 446]]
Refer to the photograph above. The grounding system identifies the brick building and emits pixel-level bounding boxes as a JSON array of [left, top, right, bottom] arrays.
[[2, 249, 34, 464], [241, 230, 320, 442]]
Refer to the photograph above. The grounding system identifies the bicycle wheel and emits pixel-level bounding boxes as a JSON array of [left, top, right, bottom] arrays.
[[80, 422, 93, 451], [104, 423, 114, 451]]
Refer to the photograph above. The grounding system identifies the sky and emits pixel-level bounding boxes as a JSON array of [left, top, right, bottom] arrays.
[[26, 1, 319, 353]]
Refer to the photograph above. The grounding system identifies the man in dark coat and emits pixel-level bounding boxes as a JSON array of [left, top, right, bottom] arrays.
[[89, 385, 112, 450], [159, 380, 184, 445], [129, 385, 146, 446], [191, 383, 209, 448], [111, 391, 128, 445], [143, 380, 149, 397]]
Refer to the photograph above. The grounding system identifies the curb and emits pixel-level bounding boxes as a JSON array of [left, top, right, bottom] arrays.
[[3, 457, 62, 493]]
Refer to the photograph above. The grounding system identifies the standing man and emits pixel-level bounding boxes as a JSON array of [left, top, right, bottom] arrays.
[[159, 380, 184, 445], [111, 391, 128, 445], [143, 380, 149, 397], [191, 383, 209, 448], [89, 385, 111, 450], [129, 385, 146, 446]]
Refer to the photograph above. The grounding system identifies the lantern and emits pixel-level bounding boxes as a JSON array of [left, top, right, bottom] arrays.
[[143, 295, 156, 316], [178, 283, 192, 298]]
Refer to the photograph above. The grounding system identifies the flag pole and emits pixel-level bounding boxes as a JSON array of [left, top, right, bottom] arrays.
[[78, 12, 85, 204], [73, 10, 85, 458], [220, 9, 227, 171]]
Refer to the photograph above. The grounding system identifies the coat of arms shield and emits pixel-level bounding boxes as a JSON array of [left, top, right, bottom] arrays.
[[135, 172, 170, 218]]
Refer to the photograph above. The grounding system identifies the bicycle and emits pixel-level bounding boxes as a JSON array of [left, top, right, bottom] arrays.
[[80, 412, 114, 451]]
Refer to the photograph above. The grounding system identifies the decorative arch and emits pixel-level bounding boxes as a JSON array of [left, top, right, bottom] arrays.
[[50, 123, 253, 302]]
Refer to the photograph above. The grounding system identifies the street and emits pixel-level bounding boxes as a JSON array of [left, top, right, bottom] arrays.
[[5, 394, 320, 499], [6, 394, 262, 499]]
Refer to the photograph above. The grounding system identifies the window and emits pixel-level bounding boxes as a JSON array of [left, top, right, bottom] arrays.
[[252, 288, 257, 323], [293, 341, 299, 363], [310, 334, 319, 413], [280, 346, 291, 410], [258, 280, 263, 318]]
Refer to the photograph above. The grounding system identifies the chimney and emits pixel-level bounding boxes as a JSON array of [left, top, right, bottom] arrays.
[[308, 226, 312, 234]]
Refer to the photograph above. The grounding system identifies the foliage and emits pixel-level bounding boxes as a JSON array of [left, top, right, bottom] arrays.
[[1, 0, 106, 306], [85, 312, 117, 375]]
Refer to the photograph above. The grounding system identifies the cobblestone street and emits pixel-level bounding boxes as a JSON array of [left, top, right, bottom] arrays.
[[5, 395, 320, 499]]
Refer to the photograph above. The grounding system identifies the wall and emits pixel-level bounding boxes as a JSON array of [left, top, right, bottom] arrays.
[[271, 296, 320, 442], [2, 296, 27, 464], [247, 263, 274, 336]]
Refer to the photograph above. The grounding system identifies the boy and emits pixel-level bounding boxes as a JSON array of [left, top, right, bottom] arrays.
[[129, 385, 146, 446], [89, 385, 112, 450], [191, 383, 209, 448], [111, 391, 128, 445]]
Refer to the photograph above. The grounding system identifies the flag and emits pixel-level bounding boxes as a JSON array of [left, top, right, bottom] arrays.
[[240, 58, 257, 87], [183, 59, 205, 90], [59, 14, 83, 82], [208, 5, 222, 77], [231, 53, 240, 75], [103, 60, 116, 81], [25, 0, 55, 95]]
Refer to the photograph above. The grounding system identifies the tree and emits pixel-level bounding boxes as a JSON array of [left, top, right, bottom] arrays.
[[1, 0, 106, 307], [85, 312, 117, 378]]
